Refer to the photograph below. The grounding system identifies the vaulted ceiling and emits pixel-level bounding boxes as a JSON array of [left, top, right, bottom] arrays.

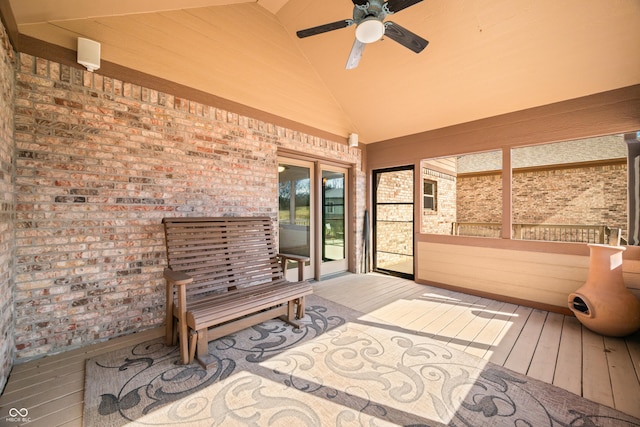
[[7, 0, 640, 143]]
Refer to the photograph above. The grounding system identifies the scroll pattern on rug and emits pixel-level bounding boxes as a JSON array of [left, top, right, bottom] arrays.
[[84, 297, 640, 427], [87, 302, 346, 425]]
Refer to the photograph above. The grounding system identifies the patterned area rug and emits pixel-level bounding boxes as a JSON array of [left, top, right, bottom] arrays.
[[84, 295, 640, 426]]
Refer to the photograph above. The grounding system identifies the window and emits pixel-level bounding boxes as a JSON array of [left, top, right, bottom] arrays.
[[418, 133, 633, 244], [423, 179, 436, 211], [326, 201, 334, 214], [511, 134, 628, 244], [420, 151, 502, 236]]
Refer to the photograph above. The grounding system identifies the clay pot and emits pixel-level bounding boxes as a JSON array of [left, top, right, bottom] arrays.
[[568, 244, 640, 337]]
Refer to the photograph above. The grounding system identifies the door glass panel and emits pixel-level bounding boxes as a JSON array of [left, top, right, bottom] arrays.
[[322, 170, 345, 262], [278, 163, 311, 263]]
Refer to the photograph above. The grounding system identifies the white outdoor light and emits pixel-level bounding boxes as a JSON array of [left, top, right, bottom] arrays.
[[355, 18, 385, 44], [77, 37, 101, 72], [348, 133, 359, 147]]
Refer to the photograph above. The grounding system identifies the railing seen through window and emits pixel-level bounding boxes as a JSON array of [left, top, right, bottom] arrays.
[[420, 132, 634, 244]]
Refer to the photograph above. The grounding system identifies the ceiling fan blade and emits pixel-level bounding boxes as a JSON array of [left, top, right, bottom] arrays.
[[352, 0, 369, 5], [384, 22, 428, 53], [385, 0, 423, 13], [296, 20, 352, 38], [346, 39, 366, 69]]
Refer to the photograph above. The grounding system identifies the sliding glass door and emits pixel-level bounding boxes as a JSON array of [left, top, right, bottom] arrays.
[[278, 159, 314, 280], [278, 158, 349, 280], [321, 166, 348, 276]]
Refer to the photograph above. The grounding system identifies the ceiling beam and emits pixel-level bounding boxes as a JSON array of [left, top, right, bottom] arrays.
[[10, 0, 253, 24], [0, 0, 19, 49]]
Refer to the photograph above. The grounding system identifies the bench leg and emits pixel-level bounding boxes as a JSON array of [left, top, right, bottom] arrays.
[[165, 318, 173, 346], [279, 301, 304, 329], [172, 319, 179, 346], [287, 300, 295, 320], [195, 329, 218, 370], [178, 320, 189, 365], [166, 313, 178, 346], [296, 297, 306, 319], [189, 330, 197, 364]]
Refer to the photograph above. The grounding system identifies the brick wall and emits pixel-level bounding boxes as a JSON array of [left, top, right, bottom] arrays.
[[421, 168, 457, 234], [456, 173, 502, 223], [0, 20, 16, 392], [12, 54, 363, 361], [457, 163, 628, 235], [513, 163, 627, 233]]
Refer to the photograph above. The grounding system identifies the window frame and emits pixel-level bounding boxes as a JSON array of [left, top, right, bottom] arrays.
[[423, 178, 437, 212]]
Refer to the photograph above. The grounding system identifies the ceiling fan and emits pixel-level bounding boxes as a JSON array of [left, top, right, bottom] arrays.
[[296, 0, 428, 69]]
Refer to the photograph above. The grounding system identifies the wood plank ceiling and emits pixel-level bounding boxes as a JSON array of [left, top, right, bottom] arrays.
[[8, 0, 640, 143]]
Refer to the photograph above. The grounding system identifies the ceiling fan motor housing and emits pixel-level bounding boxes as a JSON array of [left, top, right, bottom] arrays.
[[353, 0, 390, 43], [353, 0, 390, 24]]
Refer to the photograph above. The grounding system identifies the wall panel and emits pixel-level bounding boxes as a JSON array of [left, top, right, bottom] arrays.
[[0, 14, 15, 393], [417, 241, 640, 310]]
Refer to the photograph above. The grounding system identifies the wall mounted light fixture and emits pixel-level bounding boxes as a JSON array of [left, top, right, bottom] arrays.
[[77, 37, 101, 72], [348, 133, 359, 147]]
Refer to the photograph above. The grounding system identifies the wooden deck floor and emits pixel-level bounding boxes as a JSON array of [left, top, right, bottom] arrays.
[[1, 273, 639, 426]]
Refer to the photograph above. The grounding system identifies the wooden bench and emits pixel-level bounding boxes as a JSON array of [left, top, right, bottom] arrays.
[[163, 216, 312, 368]]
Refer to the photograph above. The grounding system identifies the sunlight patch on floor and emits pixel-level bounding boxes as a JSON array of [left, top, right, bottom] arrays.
[[124, 320, 493, 426]]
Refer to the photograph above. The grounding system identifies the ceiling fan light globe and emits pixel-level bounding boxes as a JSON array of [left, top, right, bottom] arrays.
[[355, 19, 385, 44]]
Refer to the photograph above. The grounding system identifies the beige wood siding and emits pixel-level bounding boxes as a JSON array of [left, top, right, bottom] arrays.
[[422, 157, 457, 175], [417, 241, 640, 308]]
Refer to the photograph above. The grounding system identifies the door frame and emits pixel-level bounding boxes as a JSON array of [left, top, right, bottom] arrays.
[[278, 153, 355, 281], [372, 165, 415, 280], [278, 157, 316, 281], [316, 164, 349, 278]]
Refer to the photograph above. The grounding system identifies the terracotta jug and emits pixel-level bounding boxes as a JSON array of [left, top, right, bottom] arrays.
[[568, 244, 640, 337]]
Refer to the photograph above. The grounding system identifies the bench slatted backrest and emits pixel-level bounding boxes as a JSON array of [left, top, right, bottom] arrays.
[[163, 217, 284, 300]]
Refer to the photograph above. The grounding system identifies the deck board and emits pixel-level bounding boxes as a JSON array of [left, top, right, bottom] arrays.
[[0, 371, 84, 408], [604, 336, 640, 419], [417, 294, 485, 337], [9, 327, 163, 376], [434, 297, 495, 346], [627, 331, 640, 385], [22, 391, 83, 427], [396, 291, 462, 330], [582, 328, 615, 408], [527, 312, 563, 383], [486, 305, 533, 366], [1, 273, 639, 426], [463, 301, 518, 359], [447, 298, 507, 353], [503, 309, 547, 374], [553, 315, 583, 395]]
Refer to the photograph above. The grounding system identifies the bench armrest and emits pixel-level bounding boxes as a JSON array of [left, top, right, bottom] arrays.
[[277, 253, 310, 282], [164, 268, 193, 286], [277, 253, 310, 263]]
